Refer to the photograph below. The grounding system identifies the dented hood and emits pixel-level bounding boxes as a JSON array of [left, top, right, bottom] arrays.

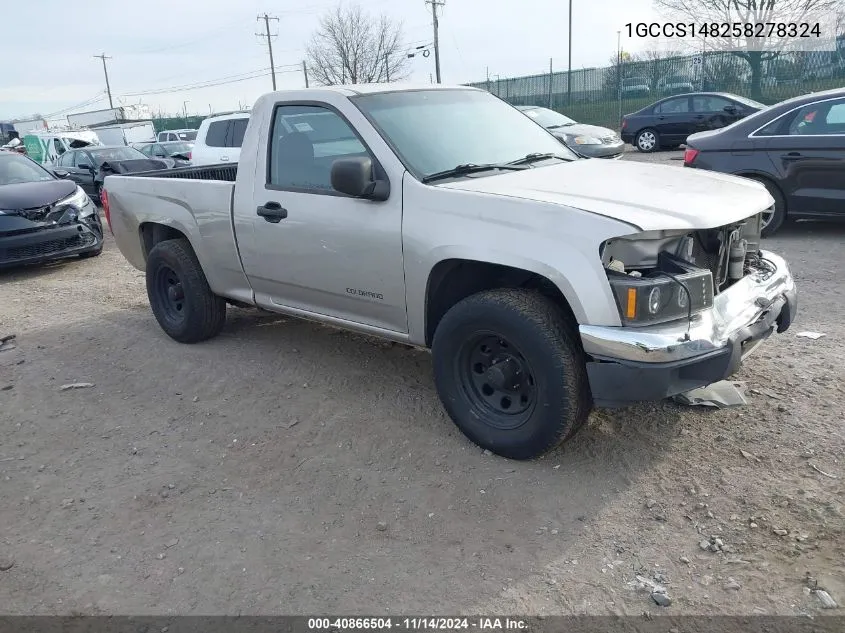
[[439, 159, 773, 231]]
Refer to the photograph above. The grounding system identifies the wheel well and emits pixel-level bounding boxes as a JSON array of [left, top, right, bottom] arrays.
[[424, 259, 577, 346], [140, 223, 188, 260]]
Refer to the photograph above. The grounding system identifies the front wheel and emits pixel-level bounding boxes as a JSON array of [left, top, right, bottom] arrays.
[[145, 238, 226, 343], [431, 289, 591, 460], [635, 128, 659, 153]]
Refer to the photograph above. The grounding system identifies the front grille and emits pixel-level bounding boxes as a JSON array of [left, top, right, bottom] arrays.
[[1, 232, 96, 262]]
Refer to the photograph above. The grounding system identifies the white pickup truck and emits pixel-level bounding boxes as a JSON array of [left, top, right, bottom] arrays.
[[103, 84, 797, 459]]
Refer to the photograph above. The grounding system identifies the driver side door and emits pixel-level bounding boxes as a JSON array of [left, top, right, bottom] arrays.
[[238, 103, 407, 333]]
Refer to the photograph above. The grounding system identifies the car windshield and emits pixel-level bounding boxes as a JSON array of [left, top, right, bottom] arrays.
[[0, 154, 54, 185], [520, 107, 577, 128], [353, 89, 577, 180], [178, 131, 197, 141], [90, 147, 147, 164], [163, 142, 193, 155]]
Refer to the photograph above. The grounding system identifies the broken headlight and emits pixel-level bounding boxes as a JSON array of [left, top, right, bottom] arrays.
[[57, 186, 94, 216], [607, 253, 714, 325]]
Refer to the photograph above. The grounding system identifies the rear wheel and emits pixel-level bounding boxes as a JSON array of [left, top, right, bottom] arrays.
[[431, 289, 591, 460], [145, 238, 226, 343], [635, 128, 659, 153], [745, 176, 787, 237]]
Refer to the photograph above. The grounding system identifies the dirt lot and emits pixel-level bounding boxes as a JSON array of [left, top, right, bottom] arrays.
[[1, 160, 843, 615]]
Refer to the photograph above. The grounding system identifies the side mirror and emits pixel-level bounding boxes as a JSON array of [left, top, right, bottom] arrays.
[[330, 157, 389, 201], [52, 169, 70, 179], [77, 163, 93, 172]]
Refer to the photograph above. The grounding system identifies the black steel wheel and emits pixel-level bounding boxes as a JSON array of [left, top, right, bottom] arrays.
[[457, 333, 537, 430], [145, 238, 226, 343], [432, 288, 591, 460]]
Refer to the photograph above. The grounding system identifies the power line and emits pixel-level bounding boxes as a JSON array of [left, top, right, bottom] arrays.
[[256, 14, 280, 91], [42, 93, 107, 119], [93, 53, 114, 108], [118, 67, 302, 98], [425, 0, 445, 83]]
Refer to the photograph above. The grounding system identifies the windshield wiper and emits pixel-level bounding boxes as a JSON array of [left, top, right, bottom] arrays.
[[506, 152, 572, 166], [421, 162, 527, 184], [546, 123, 575, 129]]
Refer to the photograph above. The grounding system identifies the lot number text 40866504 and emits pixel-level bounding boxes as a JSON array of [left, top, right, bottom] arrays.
[[307, 618, 527, 630]]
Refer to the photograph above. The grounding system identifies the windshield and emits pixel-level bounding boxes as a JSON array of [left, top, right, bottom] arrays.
[[163, 142, 193, 155], [521, 107, 576, 128], [0, 154, 54, 185], [90, 147, 147, 164], [353, 89, 577, 181]]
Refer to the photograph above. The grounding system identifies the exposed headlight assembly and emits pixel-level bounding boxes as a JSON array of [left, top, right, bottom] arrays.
[[58, 186, 93, 215], [607, 253, 714, 325]]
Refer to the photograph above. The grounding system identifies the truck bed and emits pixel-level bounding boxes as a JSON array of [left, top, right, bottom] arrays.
[[128, 164, 238, 182]]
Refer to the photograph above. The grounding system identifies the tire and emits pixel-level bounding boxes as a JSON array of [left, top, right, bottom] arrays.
[[145, 238, 226, 343], [94, 183, 103, 207], [745, 175, 787, 237], [431, 288, 591, 460], [635, 128, 659, 153]]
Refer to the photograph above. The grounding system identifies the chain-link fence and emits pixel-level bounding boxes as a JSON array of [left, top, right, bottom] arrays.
[[151, 115, 206, 132], [467, 45, 845, 130]]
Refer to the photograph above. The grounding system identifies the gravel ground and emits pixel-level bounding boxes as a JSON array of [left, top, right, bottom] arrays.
[[0, 162, 843, 615]]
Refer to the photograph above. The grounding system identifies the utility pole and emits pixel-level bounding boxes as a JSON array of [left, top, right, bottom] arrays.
[[567, 0, 573, 107], [548, 58, 553, 108], [256, 14, 279, 90], [93, 53, 114, 109], [183, 101, 189, 127], [302, 60, 309, 88], [426, 0, 445, 83]]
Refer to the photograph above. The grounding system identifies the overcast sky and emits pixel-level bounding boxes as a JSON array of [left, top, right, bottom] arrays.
[[0, 0, 660, 121]]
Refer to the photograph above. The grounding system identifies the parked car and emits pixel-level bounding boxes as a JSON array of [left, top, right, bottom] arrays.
[[190, 113, 249, 166], [54, 145, 169, 204], [516, 106, 624, 158], [158, 129, 197, 142], [621, 77, 651, 98], [104, 85, 797, 459], [0, 152, 102, 268], [657, 74, 695, 95], [622, 92, 766, 153], [135, 141, 194, 166], [684, 87, 845, 236]]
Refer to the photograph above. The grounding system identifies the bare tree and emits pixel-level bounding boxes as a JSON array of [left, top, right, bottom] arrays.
[[653, 0, 844, 99], [306, 3, 410, 86]]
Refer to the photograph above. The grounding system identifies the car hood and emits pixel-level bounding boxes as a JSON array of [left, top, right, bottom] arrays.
[[0, 180, 76, 211], [438, 159, 773, 231], [550, 123, 617, 139]]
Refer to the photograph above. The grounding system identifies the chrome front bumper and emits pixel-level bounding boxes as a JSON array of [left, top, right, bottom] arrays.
[[580, 250, 797, 407]]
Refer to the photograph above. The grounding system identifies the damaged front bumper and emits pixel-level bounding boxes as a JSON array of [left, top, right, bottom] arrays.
[[580, 250, 797, 407], [0, 204, 103, 269]]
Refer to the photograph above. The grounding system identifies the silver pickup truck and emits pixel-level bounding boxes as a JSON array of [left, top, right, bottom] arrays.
[[104, 84, 797, 459]]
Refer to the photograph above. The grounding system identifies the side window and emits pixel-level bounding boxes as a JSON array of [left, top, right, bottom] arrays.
[[656, 98, 689, 114], [57, 151, 71, 167], [269, 105, 369, 191], [227, 118, 248, 148], [692, 96, 733, 113], [153, 144, 168, 157], [53, 138, 66, 156], [824, 102, 845, 125], [204, 121, 229, 147], [756, 99, 845, 136]]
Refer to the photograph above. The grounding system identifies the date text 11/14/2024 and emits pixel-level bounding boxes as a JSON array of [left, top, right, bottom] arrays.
[[308, 618, 528, 630]]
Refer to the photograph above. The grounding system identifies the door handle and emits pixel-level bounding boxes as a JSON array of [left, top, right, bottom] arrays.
[[782, 152, 803, 161], [693, 115, 704, 119], [257, 201, 288, 223], [657, 116, 666, 120]]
